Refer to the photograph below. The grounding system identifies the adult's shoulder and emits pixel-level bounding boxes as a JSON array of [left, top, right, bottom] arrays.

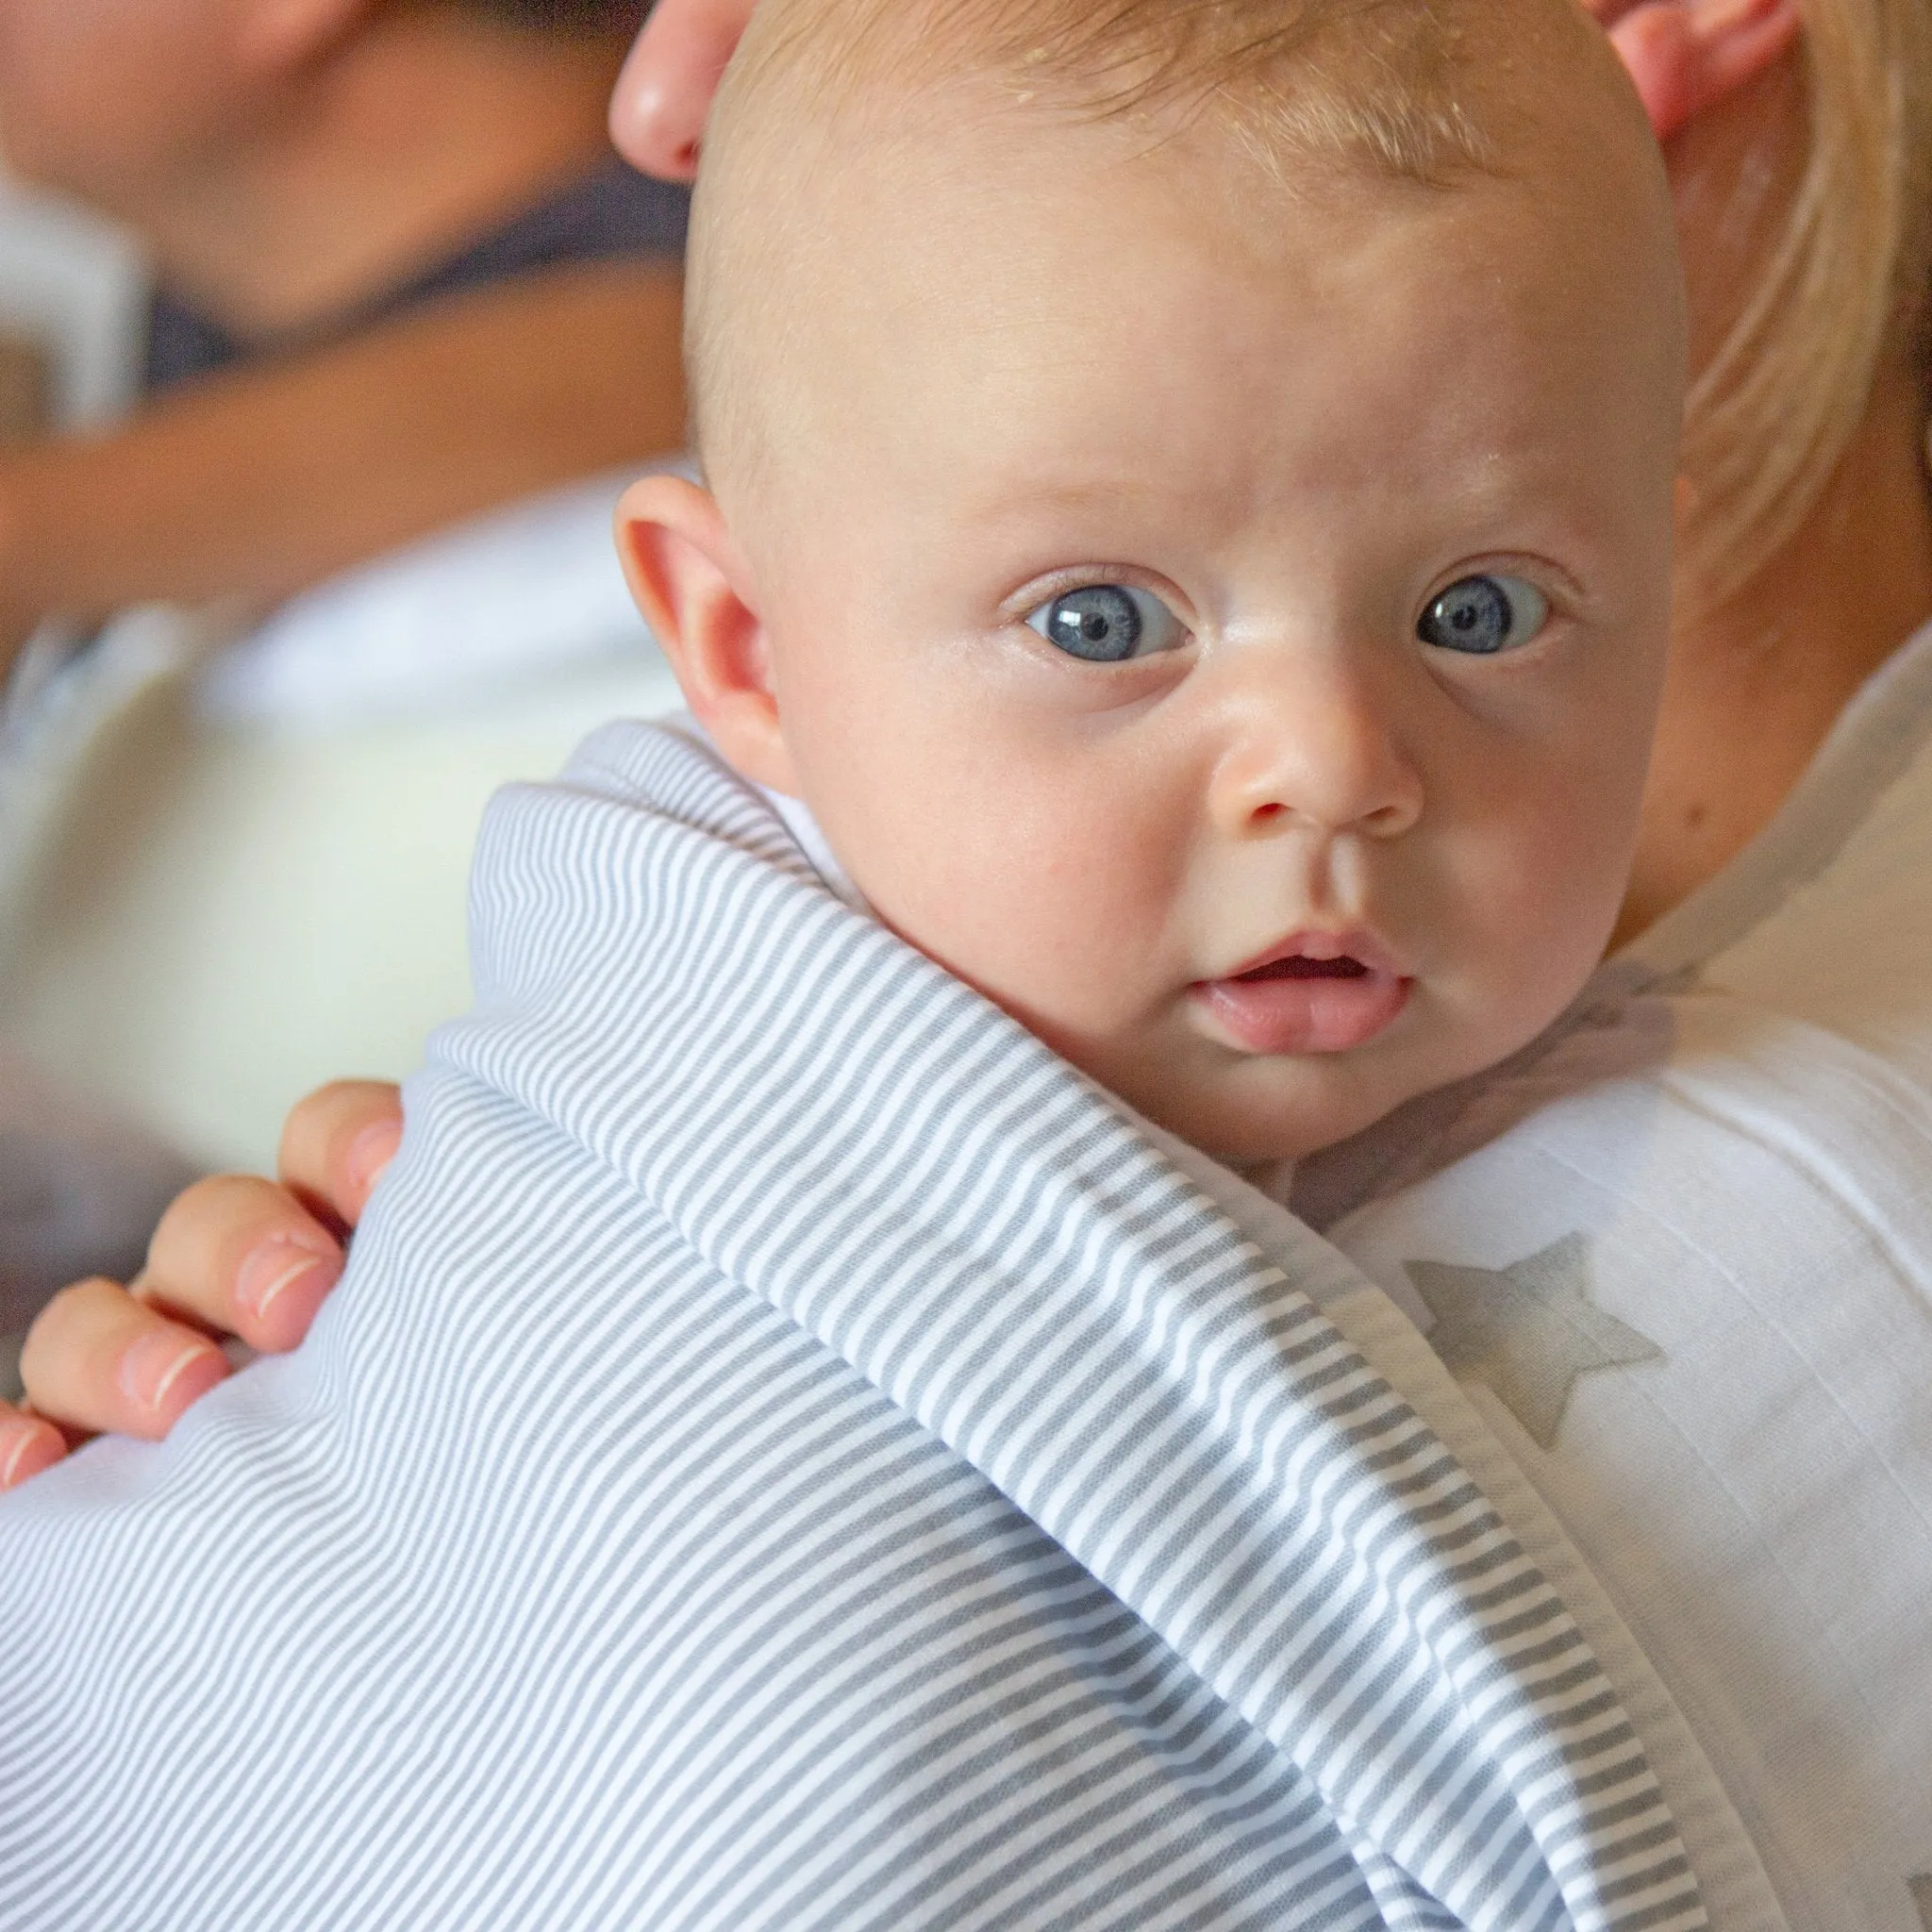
[[1631, 610, 1932, 1078]]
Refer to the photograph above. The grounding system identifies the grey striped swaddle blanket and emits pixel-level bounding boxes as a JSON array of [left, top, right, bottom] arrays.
[[0, 722, 1710, 1930]]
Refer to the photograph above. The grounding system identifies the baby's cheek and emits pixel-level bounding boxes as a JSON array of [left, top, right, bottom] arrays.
[[1456, 788, 1632, 1036], [799, 668, 1192, 1045], [884, 784, 1179, 1040], [947, 833, 1170, 1031]]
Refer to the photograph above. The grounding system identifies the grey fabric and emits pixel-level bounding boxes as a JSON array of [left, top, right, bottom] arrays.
[[1404, 1235, 1665, 1449]]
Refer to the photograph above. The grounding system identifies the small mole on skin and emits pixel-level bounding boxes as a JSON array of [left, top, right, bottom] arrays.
[[1682, 802, 1708, 832]]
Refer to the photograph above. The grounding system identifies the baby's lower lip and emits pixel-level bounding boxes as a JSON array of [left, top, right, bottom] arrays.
[[1191, 954, 1412, 1055]]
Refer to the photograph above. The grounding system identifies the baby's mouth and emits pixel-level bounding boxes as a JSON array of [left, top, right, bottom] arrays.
[[1239, 955, 1370, 981], [1191, 936, 1411, 1056]]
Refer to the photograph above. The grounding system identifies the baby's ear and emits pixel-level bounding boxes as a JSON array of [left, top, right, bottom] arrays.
[[1597, 0, 1800, 143], [614, 474, 799, 793]]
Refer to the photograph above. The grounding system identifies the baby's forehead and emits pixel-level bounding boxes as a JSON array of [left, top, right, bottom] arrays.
[[690, 0, 1675, 505]]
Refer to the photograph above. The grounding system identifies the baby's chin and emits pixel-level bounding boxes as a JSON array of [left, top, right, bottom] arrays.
[[1097, 1046, 1440, 1172], [1027, 980, 1568, 1173]]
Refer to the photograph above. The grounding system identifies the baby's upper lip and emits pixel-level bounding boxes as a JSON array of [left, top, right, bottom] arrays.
[[1206, 926, 1407, 985]]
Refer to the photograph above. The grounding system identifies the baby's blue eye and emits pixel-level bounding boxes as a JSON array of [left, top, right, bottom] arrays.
[[1024, 584, 1184, 662], [1417, 574, 1548, 655]]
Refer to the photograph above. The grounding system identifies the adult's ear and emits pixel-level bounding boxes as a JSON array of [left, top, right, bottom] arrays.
[[1592, 0, 1802, 143], [614, 474, 798, 792]]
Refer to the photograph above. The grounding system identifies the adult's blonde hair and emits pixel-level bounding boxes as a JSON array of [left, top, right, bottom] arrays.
[[1680, 0, 1932, 624]]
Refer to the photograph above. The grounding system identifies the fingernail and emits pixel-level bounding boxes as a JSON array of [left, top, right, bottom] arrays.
[[118, 1330, 225, 1414], [345, 1119, 402, 1208], [0, 1418, 59, 1489], [234, 1241, 340, 1328]]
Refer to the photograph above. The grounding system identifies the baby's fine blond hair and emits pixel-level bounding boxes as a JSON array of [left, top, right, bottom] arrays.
[[715, 0, 1507, 179]]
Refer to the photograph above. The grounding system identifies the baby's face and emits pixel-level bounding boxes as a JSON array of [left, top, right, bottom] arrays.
[[658, 103, 1682, 1164]]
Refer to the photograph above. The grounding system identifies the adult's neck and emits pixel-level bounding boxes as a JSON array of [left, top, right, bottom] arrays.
[[142, 14, 629, 341], [1616, 358, 1932, 945], [1613, 43, 1932, 945]]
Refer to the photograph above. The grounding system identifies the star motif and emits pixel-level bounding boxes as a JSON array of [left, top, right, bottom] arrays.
[[1910, 1874, 1932, 1931], [1403, 1233, 1661, 1450]]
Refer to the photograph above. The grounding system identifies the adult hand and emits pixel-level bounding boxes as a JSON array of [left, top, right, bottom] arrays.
[[0, 1079, 402, 1491], [609, 0, 757, 180]]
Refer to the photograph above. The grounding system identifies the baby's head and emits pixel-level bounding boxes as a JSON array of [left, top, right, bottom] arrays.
[[619, 0, 1686, 1164]]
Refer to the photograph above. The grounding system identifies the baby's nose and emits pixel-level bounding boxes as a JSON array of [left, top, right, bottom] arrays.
[[1207, 663, 1424, 841]]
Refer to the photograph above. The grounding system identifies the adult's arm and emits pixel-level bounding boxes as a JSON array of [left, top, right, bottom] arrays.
[[0, 1083, 400, 1488], [0, 259, 685, 670]]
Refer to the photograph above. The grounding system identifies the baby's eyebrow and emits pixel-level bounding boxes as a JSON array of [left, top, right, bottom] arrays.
[[952, 462, 1225, 532], [977, 478, 1142, 519]]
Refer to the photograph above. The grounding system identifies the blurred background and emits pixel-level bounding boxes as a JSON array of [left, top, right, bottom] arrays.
[[0, 0, 691, 1324]]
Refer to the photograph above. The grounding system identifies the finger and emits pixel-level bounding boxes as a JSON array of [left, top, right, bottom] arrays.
[[609, 0, 754, 179], [19, 1279, 229, 1441], [0, 1402, 67, 1490], [276, 1079, 404, 1231], [142, 1173, 344, 1356]]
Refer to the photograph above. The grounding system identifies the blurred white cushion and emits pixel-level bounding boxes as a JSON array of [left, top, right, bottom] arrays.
[[0, 474, 684, 1173], [0, 178, 144, 427], [198, 466, 667, 727]]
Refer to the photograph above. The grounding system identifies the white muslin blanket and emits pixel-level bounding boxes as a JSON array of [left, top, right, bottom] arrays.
[[1302, 620, 1932, 1932], [0, 721, 1767, 1931]]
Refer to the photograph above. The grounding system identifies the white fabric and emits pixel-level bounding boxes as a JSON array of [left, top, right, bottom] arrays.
[[0, 608, 230, 1305], [0, 181, 144, 428], [0, 481, 683, 1171], [0, 721, 1749, 1930], [197, 467, 672, 729], [1307, 618, 1932, 1931]]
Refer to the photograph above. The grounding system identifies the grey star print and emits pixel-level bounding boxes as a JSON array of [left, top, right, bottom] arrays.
[[1404, 1233, 1662, 1449]]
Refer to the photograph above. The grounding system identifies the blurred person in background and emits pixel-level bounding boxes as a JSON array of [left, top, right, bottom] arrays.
[[0, 0, 689, 1328], [0, 0, 685, 657]]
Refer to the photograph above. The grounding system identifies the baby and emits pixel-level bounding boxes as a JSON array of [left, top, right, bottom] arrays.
[[0, 1, 1710, 1926], [616, 0, 1684, 1174]]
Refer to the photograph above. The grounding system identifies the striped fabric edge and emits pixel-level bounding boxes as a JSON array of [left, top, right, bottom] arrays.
[[429, 719, 1714, 1932]]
